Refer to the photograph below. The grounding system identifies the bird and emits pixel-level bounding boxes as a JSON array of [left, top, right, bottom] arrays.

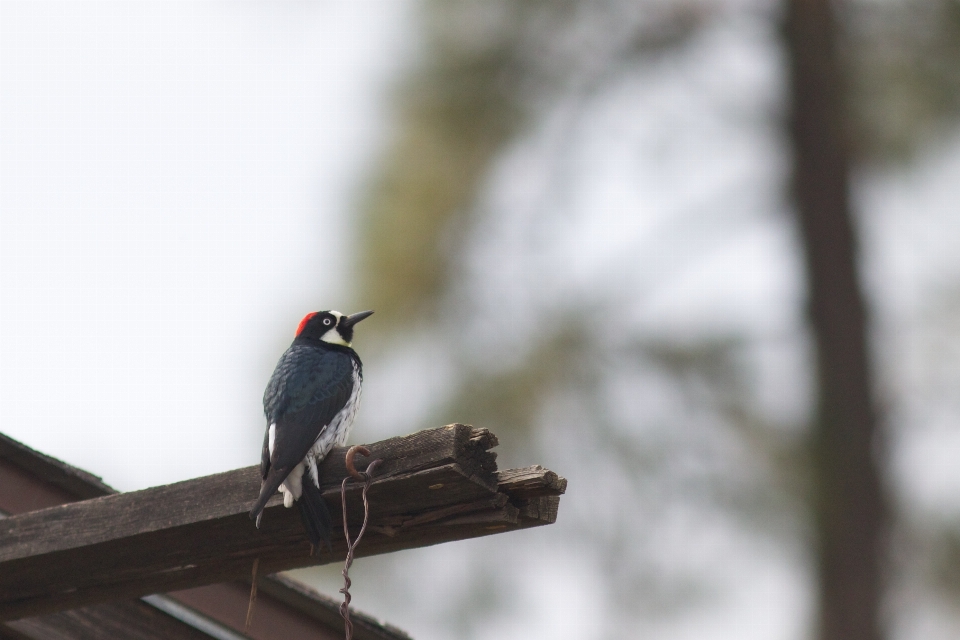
[[249, 309, 373, 547]]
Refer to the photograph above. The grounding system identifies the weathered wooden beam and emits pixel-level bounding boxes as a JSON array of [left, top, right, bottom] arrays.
[[0, 432, 414, 640], [0, 425, 564, 621], [4, 598, 219, 640]]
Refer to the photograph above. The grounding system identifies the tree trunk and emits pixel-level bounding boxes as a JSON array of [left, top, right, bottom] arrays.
[[783, 1, 888, 640]]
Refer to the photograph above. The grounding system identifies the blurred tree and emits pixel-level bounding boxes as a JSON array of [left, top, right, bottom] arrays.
[[846, 0, 960, 162], [356, 0, 527, 328], [784, 1, 887, 639], [355, 0, 707, 331], [345, 0, 960, 638]]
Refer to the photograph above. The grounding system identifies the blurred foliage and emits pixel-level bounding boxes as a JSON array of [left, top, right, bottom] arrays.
[[355, 0, 960, 489], [357, 0, 811, 502], [356, 0, 711, 328], [930, 525, 960, 597], [348, 0, 960, 634], [845, 0, 960, 162], [355, 0, 960, 377], [432, 320, 592, 450], [356, 0, 528, 328]]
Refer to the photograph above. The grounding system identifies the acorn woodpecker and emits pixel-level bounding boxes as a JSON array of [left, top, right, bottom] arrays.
[[249, 309, 373, 547]]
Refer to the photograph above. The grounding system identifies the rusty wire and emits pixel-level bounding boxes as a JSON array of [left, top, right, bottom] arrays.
[[244, 557, 260, 632], [339, 445, 382, 640]]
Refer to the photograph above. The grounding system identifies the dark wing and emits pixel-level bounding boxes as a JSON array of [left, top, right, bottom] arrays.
[[250, 344, 355, 520], [260, 428, 270, 481]]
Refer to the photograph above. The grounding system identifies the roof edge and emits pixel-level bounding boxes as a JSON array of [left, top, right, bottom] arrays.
[[0, 431, 116, 501], [260, 575, 412, 640]]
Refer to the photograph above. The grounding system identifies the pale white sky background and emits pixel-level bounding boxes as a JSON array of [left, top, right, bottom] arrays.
[[0, 0, 411, 488], [3, 3, 960, 640]]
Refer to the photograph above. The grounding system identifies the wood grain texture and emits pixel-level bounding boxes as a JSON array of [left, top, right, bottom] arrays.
[[495, 466, 567, 498], [0, 624, 32, 640], [0, 430, 411, 639], [0, 425, 564, 621], [4, 600, 215, 640]]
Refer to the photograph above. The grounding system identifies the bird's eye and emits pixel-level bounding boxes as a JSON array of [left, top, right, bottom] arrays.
[[323, 318, 333, 326]]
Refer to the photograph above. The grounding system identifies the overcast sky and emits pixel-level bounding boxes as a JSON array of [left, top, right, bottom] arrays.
[[4, 4, 960, 640], [0, 1, 410, 490]]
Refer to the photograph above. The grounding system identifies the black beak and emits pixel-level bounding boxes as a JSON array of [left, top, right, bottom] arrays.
[[341, 310, 374, 329]]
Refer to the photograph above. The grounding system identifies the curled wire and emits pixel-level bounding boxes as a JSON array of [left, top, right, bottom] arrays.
[[345, 445, 371, 481], [339, 445, 382, 640]]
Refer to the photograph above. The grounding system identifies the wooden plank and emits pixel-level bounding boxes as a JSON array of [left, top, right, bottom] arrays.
[[0, 426, 562, 621], [0, 432, 414, 639], [0, 626, 30, 640], [4, 599, 217, 640], [495, 465, 567, 498]]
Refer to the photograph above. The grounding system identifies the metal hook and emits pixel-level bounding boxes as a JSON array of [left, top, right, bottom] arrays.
[[339, 446, 382, 640], [344, 445, 371, 482]]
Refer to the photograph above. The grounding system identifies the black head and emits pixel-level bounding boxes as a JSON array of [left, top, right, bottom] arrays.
[[295, 310, 373, 347]]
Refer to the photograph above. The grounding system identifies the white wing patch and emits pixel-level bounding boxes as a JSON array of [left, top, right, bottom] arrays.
[[280, 462, 304, 507], [268, 423, 276, 456]]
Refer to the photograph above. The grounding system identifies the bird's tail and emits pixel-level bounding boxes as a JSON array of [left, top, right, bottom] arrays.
[[297, 478, 334, 549], [249, 467, 289, 526]]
